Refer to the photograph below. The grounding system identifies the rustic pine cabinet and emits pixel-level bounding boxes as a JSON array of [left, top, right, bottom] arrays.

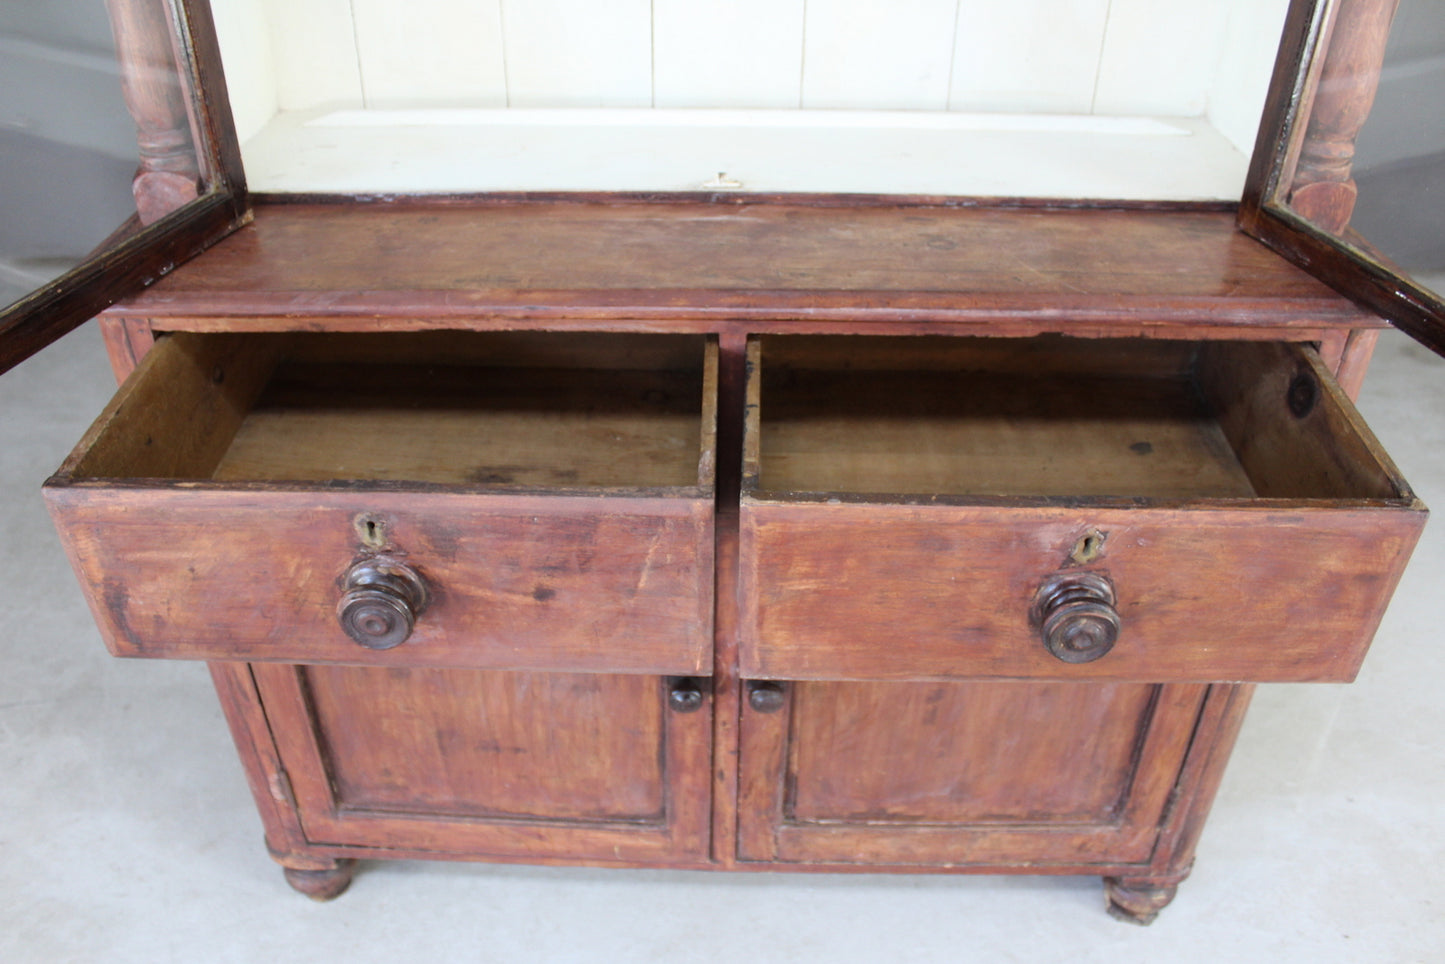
[[4, 0, 1441, 924]]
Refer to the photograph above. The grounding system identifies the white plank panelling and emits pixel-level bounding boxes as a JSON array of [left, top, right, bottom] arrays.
[[1206, 0, 1290, 157], [211, 0, 277, 144], [213, 0, 1283, 198], [949, 0, 1110, 113], [1093, 0, 1230, 116], [261, 0, 362, 112], [653, 0, 805, 108], [243, 108, 1247, 200], [801, 0, 958, 110], [353, 0, 508, 108], [501, 0, 652, 107]]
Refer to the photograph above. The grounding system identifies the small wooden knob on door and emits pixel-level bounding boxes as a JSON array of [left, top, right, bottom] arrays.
[[1033, 572, 1120, 664], [747, 681, 787, 713], [667, 678, 707, 714], [337, 557, 428, 650]]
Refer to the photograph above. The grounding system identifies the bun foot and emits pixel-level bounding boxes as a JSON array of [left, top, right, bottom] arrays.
[[283, 859, 356, 901], [1104, 876, 1179, 925]]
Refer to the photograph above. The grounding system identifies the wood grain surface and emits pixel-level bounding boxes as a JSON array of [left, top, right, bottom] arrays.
[[739, 334, 1423, 683], [105, 199, 1382, 333], [52, 196, 1427, 908], [739, 500, 1421, 683], [255, 663, 713, 863], [737, 679, 1206, 865]]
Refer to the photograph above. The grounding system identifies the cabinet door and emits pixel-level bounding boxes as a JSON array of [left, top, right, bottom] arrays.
[[254, 664, 712, 864], [738, 679, 1205, 866]]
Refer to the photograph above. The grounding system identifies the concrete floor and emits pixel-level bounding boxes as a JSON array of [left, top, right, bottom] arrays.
[[1, 326, 1442, 963]]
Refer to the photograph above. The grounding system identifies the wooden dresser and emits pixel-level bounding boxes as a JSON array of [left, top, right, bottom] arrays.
[[35, 195, 1419, 923], [5, 0, 1441, 925]]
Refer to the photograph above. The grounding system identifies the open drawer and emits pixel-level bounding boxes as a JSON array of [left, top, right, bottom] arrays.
[[739, 335, 1425, 683], [46, 331, 717, 675]]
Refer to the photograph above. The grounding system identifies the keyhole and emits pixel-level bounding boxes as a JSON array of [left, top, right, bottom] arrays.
[[1071, 529, 1107, 565], [355, 513, 389, 550]]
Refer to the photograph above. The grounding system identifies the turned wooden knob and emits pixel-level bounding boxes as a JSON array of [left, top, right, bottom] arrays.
[[747, 681, 786, 713], [337, 558, 428, 650], [1033, 572, 1119, 664], [667, 678, 706, 713]]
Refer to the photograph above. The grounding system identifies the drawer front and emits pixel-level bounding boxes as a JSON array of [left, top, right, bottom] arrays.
[[45, 331, 719, 675], [49, 487, 713, 674], [740, 335, 1425, 684], [740, 501, 1420, 683]]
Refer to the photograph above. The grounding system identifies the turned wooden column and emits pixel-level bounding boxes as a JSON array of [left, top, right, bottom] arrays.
[[1287, 0, 1401, 233], [105, 0, 203, 225]]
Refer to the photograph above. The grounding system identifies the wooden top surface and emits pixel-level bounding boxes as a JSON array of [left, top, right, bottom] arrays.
[[114, 197, 1378, 329]]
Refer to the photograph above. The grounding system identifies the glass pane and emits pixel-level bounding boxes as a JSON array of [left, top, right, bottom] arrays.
[[1276, 0, 1445, 297], [0, 0, 208, 312], [1349, 0, 1445, 293]]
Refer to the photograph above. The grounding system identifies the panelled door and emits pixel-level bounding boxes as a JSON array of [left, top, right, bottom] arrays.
[[254, 664, 713, 864], [738, 679, 1207, 867]]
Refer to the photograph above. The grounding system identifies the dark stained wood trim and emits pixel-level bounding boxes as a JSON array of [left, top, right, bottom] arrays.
[[1241, 206, 1445, 357], [1240, 0, 1329, 224], [174, 0, 247, 200], [1238, 0, 1445, 357], [0, 194, 248, 375], [270, 839, 1172, 878]]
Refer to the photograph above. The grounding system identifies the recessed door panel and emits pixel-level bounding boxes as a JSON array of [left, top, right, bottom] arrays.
[[739, 679, 1206, 867], [256, 664, 712, 864]]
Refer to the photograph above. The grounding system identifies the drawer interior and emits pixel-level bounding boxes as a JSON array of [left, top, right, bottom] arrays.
[[68, 331, 717, 490], [745, 336, 1407, 502]]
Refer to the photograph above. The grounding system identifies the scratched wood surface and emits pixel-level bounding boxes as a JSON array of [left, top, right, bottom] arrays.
[[106, 201, 1382, 332]]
